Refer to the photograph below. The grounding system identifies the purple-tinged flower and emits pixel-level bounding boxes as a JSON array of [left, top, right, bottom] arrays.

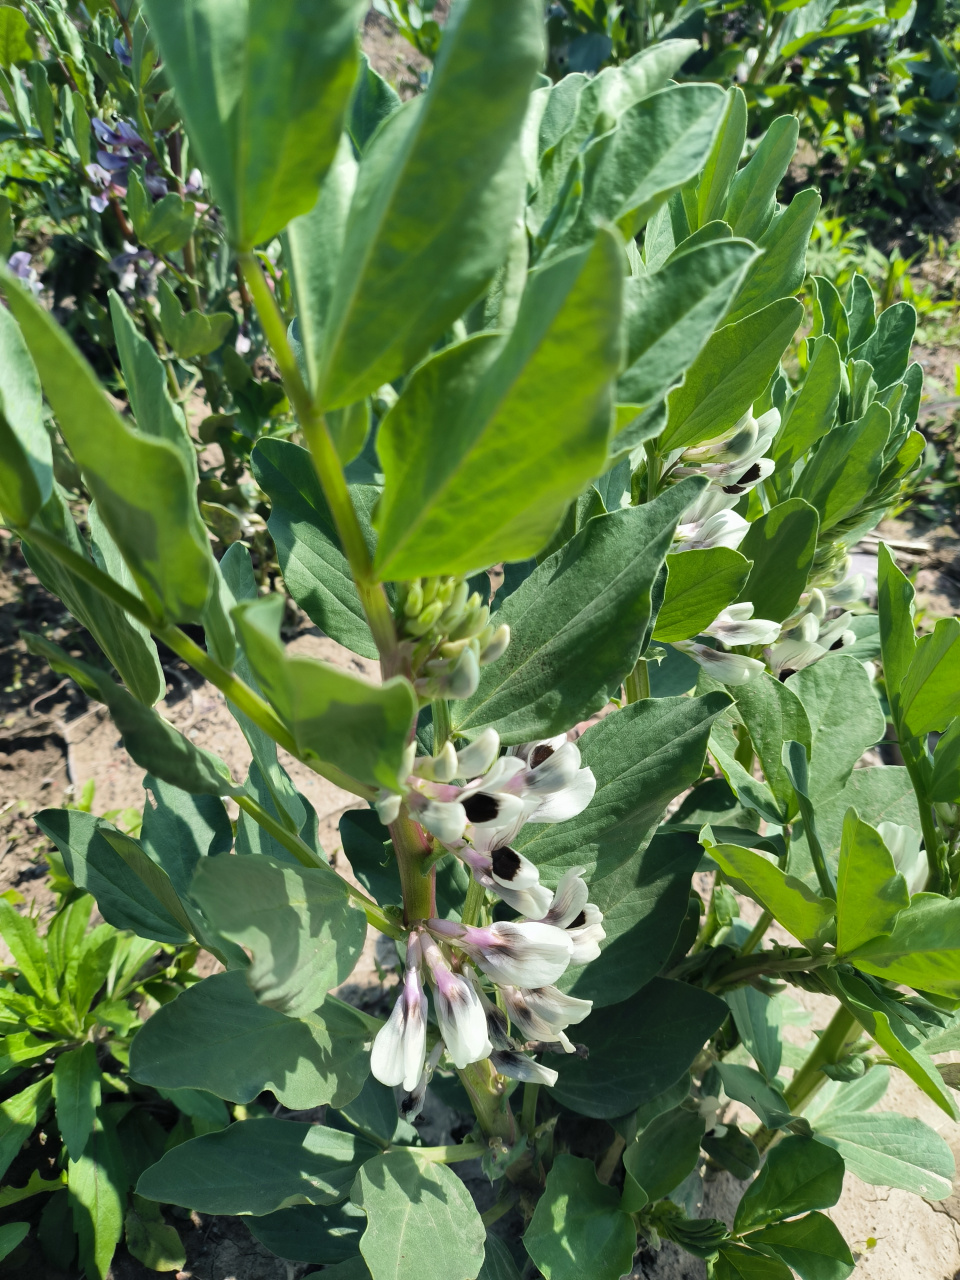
[[490, 1049, 558, 1087], [421, 937, 490, 1069], [500, 984, 592, 1053], [113, 38, 132, 67], [429, 918, 573, 989], [370, 935, 427, 1092], [540, 866, 605, 963], [6, 251, 41, 295]]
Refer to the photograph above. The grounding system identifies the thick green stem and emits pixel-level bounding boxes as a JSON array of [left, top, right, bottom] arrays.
[[461, 876, 486, 929], [739, 911, 773, 956], [389, 810, 436, 925], [902, 744, 948, 893], [457, 1059, 515, 1143], [432, 697, 453, 750], [521, 1082, 540, 1139], [238, 254, 400, 674], [624, 657, 650, 704], [705, 948, 831, 993], [754, 1006, 858, 1154], [644, 439, 660, 503], [410, 1143, 485, 1164], [229, 795, 404, 938], [596, 1134, 627, 1184]]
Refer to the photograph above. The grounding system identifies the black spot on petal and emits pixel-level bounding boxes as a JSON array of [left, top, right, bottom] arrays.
[[491, 847, 522, 881], [530, 743, 555, 769], [569, 910, 586, 929], [737, 462, 762, 485], [722, 482, 746, 495], [829, 637, 844, 651], [463, 792, 500, 824], [778, 668, 797, 682]]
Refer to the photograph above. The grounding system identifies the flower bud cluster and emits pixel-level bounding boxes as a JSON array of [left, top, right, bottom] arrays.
[[671, 407, 779, 553], [396, 576, 510, 702]]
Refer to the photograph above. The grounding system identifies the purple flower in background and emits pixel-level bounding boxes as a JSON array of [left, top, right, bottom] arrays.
[[7, 251, 41, 295], [113, 38, 132, 67], [109, 241, 156, 293], [87, 117, 167, 213]]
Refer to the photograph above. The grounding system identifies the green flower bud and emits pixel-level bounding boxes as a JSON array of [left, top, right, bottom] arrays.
[[406, 598, 445, 636], [479, 623, 510, 665], [403, 580, 424, 618]]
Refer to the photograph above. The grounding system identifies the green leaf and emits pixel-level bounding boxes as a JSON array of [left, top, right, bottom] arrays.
[[877, 543, 916, 722], [125, 1195, 186, 1272], [547, 977, 726, 1118], [724, 115, 800, 243], [811, 277, 849, 356], [812, 1112, 954, 1199], [285, 134, 357, 397], [786, 656, 886, 802], [736, 500, 819, 623], [661, 298, 803, 452], [715, 1244, 794, 1280], [654, 547, 752, 643], [789, 766, 917, 891], [252, 439, 381, 660], [247, 1200, 367, 1263], [565, 82, 726, 247], [138, 1118, 377, 1215], [348, 52, 401, 151], [479, 1234, 523, 1280], [734, 1136, 844, 1233], [0, 1031, 54, 1079], [1, 273, 216, 624], [793, 402, 891, 533], [716, 1063, 792, 1129], [844, 893, 960, 998], [21, 492, 164, 706], [706, 841, 834, 948], [709, 716, 786, 825], [354, 1150, 486, 1280], [53, 1044, 101, 1162], [835, 810, 910, 955], [0, 1222, 29, 1262], [130, 970, 372, 1110], [109, 290, 190, 475], [898, 616, 960, 738], [68, 1121, 124, 1280], [316, 0, 544, 408], [523, 1155, 635, 1280], [142, 0, 364, 249], [0, 898, 50, 1001], [0, 8, 33, 67], [702, 1123, 761, 1180], [516, 695, 731, 1006], [746, 1213, 855, 1280], [34, 810, 190, 945], [823, 969, 958, 1121], [851, 301, 916, 390], [617, 239, 757, 408], [157, 278, 233, 358], [127, 171, 197, 254], [233, 596, 416, 790], [140, 775, 232, 899], [622, 1105, 705, 1208], [726, 986, 782, 1081], [374, 230, 623, 580], [0, 1077, 52, 1181], [0, 299, 50, 526], [725, 188, 821, 326], [772, 337, 842, 473], [191, 853, 365, 1017], [696, 86, 747, 226], [932, 716, 960, 803], [733, 673, 811, 819], [454, 481, 704, 742]]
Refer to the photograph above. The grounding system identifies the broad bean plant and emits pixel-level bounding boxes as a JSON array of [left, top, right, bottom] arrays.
[[0, 4, 959, 1280]]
